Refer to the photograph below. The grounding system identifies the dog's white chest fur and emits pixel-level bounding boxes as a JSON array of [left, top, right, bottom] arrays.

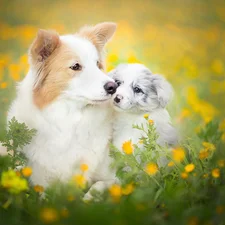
[[8, 74, 113, 187], [11, 103, 112, 187]]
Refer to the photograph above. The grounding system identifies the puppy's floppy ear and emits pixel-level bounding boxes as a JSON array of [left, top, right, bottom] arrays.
[[29, 29, 60, 64], [78, 22, 117, 52], [149, 74, 173, 108]]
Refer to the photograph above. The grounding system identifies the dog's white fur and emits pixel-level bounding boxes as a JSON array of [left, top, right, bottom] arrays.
[[109, 63, 178, 151], [8, 22, 117, 187]]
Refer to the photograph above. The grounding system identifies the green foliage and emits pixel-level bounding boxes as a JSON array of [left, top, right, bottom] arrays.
[[198, 120, 222, 144], [0, 118, 225, 225], [110, 120, 164, 186], [1, 117, 36, 168]]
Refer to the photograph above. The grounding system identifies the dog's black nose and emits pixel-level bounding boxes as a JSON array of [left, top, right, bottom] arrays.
[[104, 82, 117, 95], [114, 95, 123, 103]]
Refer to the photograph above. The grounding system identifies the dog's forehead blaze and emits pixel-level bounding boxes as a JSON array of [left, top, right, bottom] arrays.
[[33, 42, 80, 109]]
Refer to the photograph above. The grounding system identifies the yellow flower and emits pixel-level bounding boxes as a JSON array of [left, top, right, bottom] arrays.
[[122, 183, 134, 195], [148, 119, 154, 124], [195, 126, 201, 134], [15, 171, 21, 177], [219, 119, 225, 131], [181, 172, 188, 179], [20, 54, 28, 65], [80, 164, 89, 172], [34, 185, 44, 193], [127, 54, 141, 63], [185, 164, 195, 173], [40, 208, 58, 223], [22, 167, 32, 177], [109, 184, 122, 202], [122, 140, 133, 155], [199, 149, 209, 160], [107, 54, 118, 63], [0, 82, 7, 89], [187, 86, 218, 123], [167, 161, 175, 167], [106, 65, 115, 72], [211, 59, 224, 75], [177, 108, 191, 122], [145, 163, 158, 175], [172, 147, 185, 162], [143, 114, 149, 119], [222, 133, 225, 143], [202, 142, 216, 151], [212, 168, 220, 178], [218, 159, 225, 167], [1, 170, 28, 194], [73, 174, 86, 188], [9, 64, 20, 81]]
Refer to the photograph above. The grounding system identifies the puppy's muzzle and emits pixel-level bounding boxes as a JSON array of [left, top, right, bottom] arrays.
[[104, 82, 118, 95], [114, 94, 123, 103]]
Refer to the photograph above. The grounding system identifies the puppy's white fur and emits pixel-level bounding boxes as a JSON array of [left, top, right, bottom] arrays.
[[8, 23, 117, 187], [109, 63, 178, 152]]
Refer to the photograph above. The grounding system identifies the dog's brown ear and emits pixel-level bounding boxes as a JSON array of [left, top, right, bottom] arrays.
[[29, 29, 60, 64], [78, 22, 117, 52]]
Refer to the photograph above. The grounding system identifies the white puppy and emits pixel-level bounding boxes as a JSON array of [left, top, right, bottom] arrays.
[[8, 22, 118, 188], [109, 63, 178, 152]]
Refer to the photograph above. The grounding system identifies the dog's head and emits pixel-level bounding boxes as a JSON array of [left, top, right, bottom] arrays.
[[29, 22, 117, 109], [108, 63, 173, 113]]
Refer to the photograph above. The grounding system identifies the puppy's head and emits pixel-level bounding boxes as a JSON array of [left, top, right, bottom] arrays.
[[108, 63, 173, 113], [29, 22, 117, 109]]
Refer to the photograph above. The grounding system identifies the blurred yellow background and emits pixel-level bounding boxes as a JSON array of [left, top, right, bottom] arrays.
[[0, 0, 225, 138]]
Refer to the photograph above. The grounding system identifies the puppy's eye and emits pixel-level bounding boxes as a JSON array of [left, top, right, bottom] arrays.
[[70, 63, 82, 71], [134, 87, 143, 94], [115, 80, 121, 86]]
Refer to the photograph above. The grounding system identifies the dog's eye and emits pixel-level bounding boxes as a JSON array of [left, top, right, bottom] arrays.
[[97, 61, 103, 70], [115, 80, 121, 86], [134, 87, 143, 94], [70, 63, 82, 71]]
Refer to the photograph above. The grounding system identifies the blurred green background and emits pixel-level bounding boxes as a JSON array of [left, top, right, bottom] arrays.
[[0, 0, 225, 139]]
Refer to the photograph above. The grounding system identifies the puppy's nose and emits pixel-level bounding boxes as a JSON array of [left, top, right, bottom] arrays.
[[114, 95, 123, 103], [104, 82, 118, 95]]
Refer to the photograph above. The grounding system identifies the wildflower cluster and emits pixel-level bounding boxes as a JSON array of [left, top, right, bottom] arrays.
[[0, 109, 224, 225], [1, 169, 28, 194]]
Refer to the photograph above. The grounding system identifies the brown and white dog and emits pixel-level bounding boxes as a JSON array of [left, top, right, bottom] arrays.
[[8, 22, 118, 189]]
